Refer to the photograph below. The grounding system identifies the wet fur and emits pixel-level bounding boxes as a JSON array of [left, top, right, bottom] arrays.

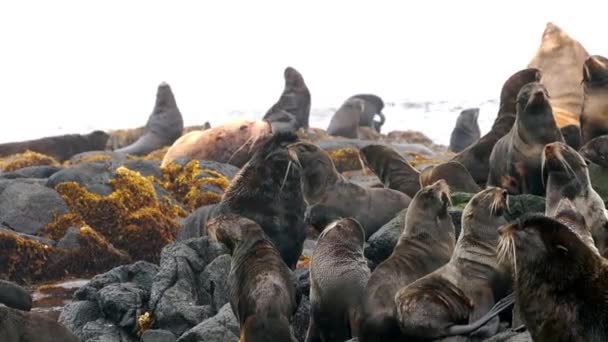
[[359, 144, 421, 198]]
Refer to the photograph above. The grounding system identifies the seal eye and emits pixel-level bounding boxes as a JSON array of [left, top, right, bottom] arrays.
[[555, 244, 569, 253]]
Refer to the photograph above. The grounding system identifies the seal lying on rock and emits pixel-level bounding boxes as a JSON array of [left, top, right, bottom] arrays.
[[449, 108, 481, 153], [306, 218, 370, 342], [287, 141, 410, 238], [0, 131, 109, 162], [208, 214, 298, 342], [359, 144, 421, 198], [263, 66, 311, 131], [359, 180, 455, 342], [0, 280, 32, 311], [115, 82, 184, 156], [581, 55, 608, 144]]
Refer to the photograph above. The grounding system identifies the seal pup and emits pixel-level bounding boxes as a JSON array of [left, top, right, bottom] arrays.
[[115, 82, 184, 156], [306, 218, 371, 342], [488, 82, 564, 195], [286, 141, 411, 238], [359, 180, 455, 342], [419, 161, 481, 193], [214, 132, 306, 269], [528, 22, 589, 128], [327, 98, 366, 139], [207, 214, 298, 342], [450, 108, 481, 153], [580, 134, 608, 168], [497, 214, 608, 342], [581, 55, 608, 144], [452, 68, 541, 184], [359, 144, 421, 198], [395, 187, 510, 341], [542, 141, 608, 255], [350, 94, 386, 132], [263, 66, 311, 130]]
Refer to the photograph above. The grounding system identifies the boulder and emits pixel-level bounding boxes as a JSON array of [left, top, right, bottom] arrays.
[[47, 162, 114, 195], [200, 254, 232, 311], [59, 300, 103, 339], [177, 304, 239, 342], [364, 209, 406, 266], [98, 283, 149, 330], [0, 165, 62, 179], [142, 329, 177, 342], [80, 318, 136, 342]]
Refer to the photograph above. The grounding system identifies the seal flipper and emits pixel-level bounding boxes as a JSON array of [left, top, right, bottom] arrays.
[[442, 292, 515, 337]]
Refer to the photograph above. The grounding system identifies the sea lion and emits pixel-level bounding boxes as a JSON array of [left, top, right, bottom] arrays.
[[263, 66, 311, 130], [395, 187, 510, 341], [0, 130, 109, 162], [161, 119, 272, 168], [419, 161, 481, 193], [350, 94, 386, 132], [560, 124, 582, 150], [306, 218, 371, 342], [207, 214, 298, 342], [581, 55, 608, 144], [359, 144, 421, 198], [452, 68, 541, 184], [488, 82, 564, 195], [115, 82, 184, 156], [497, 214, 608, 342], [327, 98, 366, 139], [580, 134, 608, 168], [0, 307, 80, 342], [0, 280, 32, 311], [542, 141, 608, 255], [550, 197, 598, 254], [449, 108, 481, 153], [214, 132, 306, 269], [286, 141, 411, 238], [359, 180, 455, 342], [528, 22, 589, 128]]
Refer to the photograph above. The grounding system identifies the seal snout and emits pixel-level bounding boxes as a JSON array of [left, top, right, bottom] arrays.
[[430, 179, 451, 204], [543, 142, 563, 160]]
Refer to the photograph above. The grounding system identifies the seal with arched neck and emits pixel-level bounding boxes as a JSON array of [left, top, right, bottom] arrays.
[[497, 214, 608, 342], [359, 144, 421, 198], [452, 68, 541, 184], [395, 187, 510, 341], [581, 55, 608, 144], [207, 214, 298, 342], [419, 161, 481, 193], [350, 94, 386, 133], [488, 82, 564, 195], [306, 218, 371, 342], [263, 66, 311, 131], [359, 180, 455, 342], [450, 107, 481, 153]]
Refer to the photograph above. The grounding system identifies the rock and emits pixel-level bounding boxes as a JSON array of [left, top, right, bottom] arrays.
[[504, 194, 546, 221], [484, 330, 533, 342], [47, 162, 114, 195], [0, 307, 80, 342], [0, 279, 32, 311], [364, 209, 406, 266], [177, 304, 239, 342], [59, 300, 103, 339], [0, 165, 62, 179], [0, 227, 55, 246], [81, 318, 136, 342], [68, 151, 129, 165], [0, 182, 69, 234], [122, 160, 163, 179], [386, 130, 434, 146], [589, 163, 608, 205], [200, 254, 232, 311], [293, 296, 311, 342], [178, 205, 218, 241], [142, 329, 177, 342], [294, 268, 311, 301], [98, 283, 149, 330]]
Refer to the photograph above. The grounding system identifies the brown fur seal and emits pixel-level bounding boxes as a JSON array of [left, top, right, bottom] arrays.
[[395, 187, 510, 341], [207, 214, 298, 342], [115, 82, 184, 156], [550, 197, 599, 254], [350, 94, 386, 132], [497, 214, 608, 342], [580, 134, 608, 168], [0, 280, 32, 311], [161, 119, 272, 168], [452, 68, 541, 184], [214, 132, 306, 269], [287, 141, 411, 238], [327, 98, 366, 139], [581, 55, 608, 144], [528, 22, 589, 128], [488, 82, 564, 195], [306, 218, 371, 342], [0, 307, 79, 342], [542, 141, 608, 255], [419, 161, 481, 193], [359, 144, 421, 198], [263, 66, 311, 130], [359, 180, 455, 342], [450, 108, 481, 153]]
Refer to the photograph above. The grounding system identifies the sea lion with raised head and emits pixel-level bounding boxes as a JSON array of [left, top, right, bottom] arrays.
[[395, 187, 510, 341], [488, 82, 564, 195], [287, 141, 411, 238], [327, 98, 366, 139], [450, 108, 481, 153], [214, 132, 306, 269], [581, 55, 608, 144], [263, 66, 311, 131], [207, 214, 298, 342], [350, 94, 386, 132], [580, 134, 608, 168], [497, 214, 608, 342], [115, 82, 184, 156], [306, 218, 371, 342], [419, 161, 481, 194], [452, 68, 541, 184], [359, 144, 421, 198], [359, 180, 455, 342]]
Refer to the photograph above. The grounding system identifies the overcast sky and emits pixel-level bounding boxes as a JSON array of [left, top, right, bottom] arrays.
[[0, 0, 605, 142]]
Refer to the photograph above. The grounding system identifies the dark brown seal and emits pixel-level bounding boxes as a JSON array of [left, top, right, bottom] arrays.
[[306, 218, 371, 342], [452, 68, 541, 184], [327, 98, 366, 139], [0, 307, 80, 342], [0, 280, 32, 311], [264, 66, 311, 130], [488, 82, 564, 195], [542, 141, 608, 256], [419, 161, 481, 193], [213, 132, 306, 269], [359, 180, 455, 342], [581, 55, 608, 144], [359, 144, 421, 198], [550, 197, 598, 254], [395, 187, 510, 341], [497, 214, 608, 342], [207, 214, 298, 342], [287, 141, 411, 238], [580, 134, 608, 168], [350, 94, 386, 132], [450, 108, 481, 153]]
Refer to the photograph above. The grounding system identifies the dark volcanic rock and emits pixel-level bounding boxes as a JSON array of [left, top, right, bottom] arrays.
[[98, 283, 149, 330], [122, 160, 163, 179], [200, 254, 232, 311], [293, 296, 311, 342], [294, 268, 311, 301], [0, 165, 62, 179], [0, 307, 80, 342], [142, 329, 177, 342], [177, 303, 239, 342], [80, 318, 136, 342], [59, 300, 103, 339], [178, 205, 218, 241], [47, 162, 114, 195], [484, 330, 533, 342], [364, 209, 406, 266]]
